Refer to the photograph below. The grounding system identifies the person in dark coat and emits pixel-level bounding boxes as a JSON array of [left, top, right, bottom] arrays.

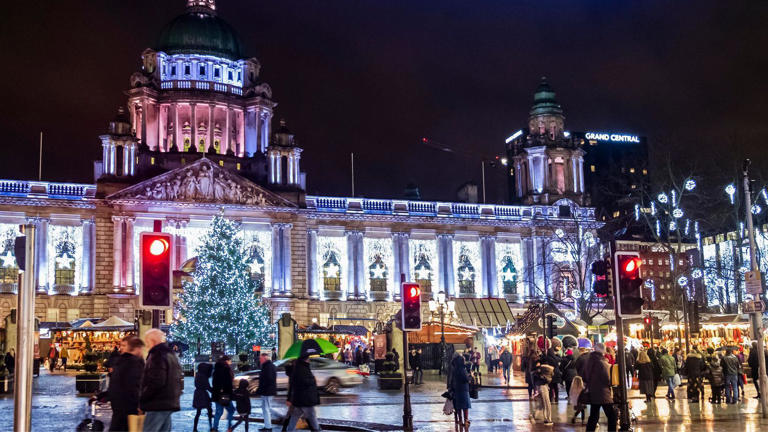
[[362, 348, 371, 365], [647, 348, 662, 392], [4, 349, 14, 376], [707, 355, 725, 404], [635, 350, 655, 401], [448, 353, 471, 431], [624, 348, 635, 388], [499, 348, 513, 385], [410, 348, 423, 385], [354, 346, 362, 367], [684, 348, 707, 401], [560, 349, 578, 397], [582, 343, 617, 432], [108, 336, 144, 432], [140, 329, 182, 432], [231, 379, 252, 431], [544, 348, 562, 402], [747, 341, 768, 399], [212, 356, 236, 432], [256, 352, 277, 431], [286, 355, 321, 431], [104, 344, 120, 374], [192, 362, 213, 432], [48, 345, 58, 372]]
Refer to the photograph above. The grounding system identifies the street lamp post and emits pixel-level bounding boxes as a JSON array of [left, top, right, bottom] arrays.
[[429, 291, 455, 376]]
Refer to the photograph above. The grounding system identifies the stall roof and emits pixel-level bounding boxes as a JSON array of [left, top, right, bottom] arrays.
[[40, 321, 72, 330], [512, 303, 579, 337], [454, 298, 517, 328], [92, 316, 135, 331], [298, 324, 369, 336], [701, 314, 748, 324]]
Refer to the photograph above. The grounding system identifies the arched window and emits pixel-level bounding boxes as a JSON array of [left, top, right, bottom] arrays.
[[0, 226, 19, 292], [368, 255, 388, 294], [214, 139, 221, 153], [457, 254, 476, 295], [54, 238, 76, 288], [183, 137, 191, 152], [499, 256, 518, 295], [322, 252, 341, 293]]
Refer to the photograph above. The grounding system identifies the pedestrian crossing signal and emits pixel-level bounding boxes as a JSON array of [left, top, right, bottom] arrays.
[[401, 283, 422, 331], [140, 232, 173, 309]]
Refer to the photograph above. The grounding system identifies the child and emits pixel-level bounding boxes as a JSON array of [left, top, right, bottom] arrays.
[[230, 379, 252, 431], [193, 363, 213, 432]]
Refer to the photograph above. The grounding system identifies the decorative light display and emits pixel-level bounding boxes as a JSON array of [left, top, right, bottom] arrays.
[[501, 268, 516, 281], [762, 188, 768, 206], [752, 204, 762, 215], [685, 219, 691, 235], [171, 215, 275, 352], [671, 190, 677, 204], [555, 228, 565, 238], [672, 208, 683, 218], [415, 267, 431, 280], [0, 251, 15, 268], [55, 253, 74, 269], [655, 220, 661, 236], [669, 221, 677, 231], [644, 279, 654, 288], [692, 268, 703, 279], [725, 184, 736, 204], [634, 204, 640, 221], [565, 311, 577, 321], [325, 263, 340, 278], [657, 193, 669, 204], [370, 264, 386, 279], [677, 275, 688, 287], [571, 289, 582, 299], [651, 201, 657, 216], [685, 179, 696, 191]]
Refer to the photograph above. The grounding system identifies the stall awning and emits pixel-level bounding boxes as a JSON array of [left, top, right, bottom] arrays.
[[454, 298, 517, 328]]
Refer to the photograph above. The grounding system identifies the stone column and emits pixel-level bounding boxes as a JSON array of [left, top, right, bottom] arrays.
[[173, 102, 180, 150], [245, 108, 258, 156], [307, 229, 319, 299], [522, 237, 534, 301], [480, 235, 497, 298], [80, 218, 95, 294], [28, 217, 49, 293], [271, 223, 283, 296], [208, 104, 215, 152], [345, 230, 364, 300], [224, 106, 231, 154], [391, 233, 401, 299], [281, 223, 293, 296], [124, 217, 136, 293], [437, 234, 455, 297], [112, 216, 125, 291], [140, 102, 147, 148], [102, 143, 111, 175], [190, 103, 197, 150]]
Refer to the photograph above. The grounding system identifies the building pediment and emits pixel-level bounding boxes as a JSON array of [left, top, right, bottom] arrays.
[[107, 158, 296, 207]]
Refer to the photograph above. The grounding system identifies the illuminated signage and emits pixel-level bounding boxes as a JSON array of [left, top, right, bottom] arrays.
[[585, 132, 641, 143], [505, 130, 523, 143]]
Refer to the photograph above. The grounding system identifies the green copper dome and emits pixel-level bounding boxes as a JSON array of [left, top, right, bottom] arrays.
[[529, 77, 564, 117], [156, 9, 244, 60]]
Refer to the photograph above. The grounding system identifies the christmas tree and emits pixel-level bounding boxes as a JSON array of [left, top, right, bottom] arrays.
[[171, 215, 275, 353]]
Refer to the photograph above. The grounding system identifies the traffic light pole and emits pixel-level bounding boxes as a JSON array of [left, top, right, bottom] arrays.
[[611, 241, 632, 431], [400, 274, 414, 431], [743, 160, 768, 417], [14, 224, 35, 432]]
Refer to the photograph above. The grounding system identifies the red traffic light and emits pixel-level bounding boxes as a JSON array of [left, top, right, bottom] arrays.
[[149, 238, 169, 256], [622, 257, 641, 274], [644, 316, 651, 325], [409, 286, 420, 298], [401, 282, 422, 331]]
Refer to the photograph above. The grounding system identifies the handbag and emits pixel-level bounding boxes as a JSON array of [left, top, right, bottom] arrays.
[[127, 414, 145, 432], [673, 373, 681, 387], [443, 398, 455, 415], [742, 373, 748, 385], [219, 393, 231, 405]]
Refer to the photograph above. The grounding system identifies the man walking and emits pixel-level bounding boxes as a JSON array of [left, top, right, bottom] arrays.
[[412, 348, 423, 385], [140, 329, 182, 432], [108, 336, 144, 432], [747, 341, 768, 399], [286, 354, 321, 431], [722, 348, 742, 404], [500, 348, 513, 385], [256, 352, 277, 431], [582, 343, 617, 432]]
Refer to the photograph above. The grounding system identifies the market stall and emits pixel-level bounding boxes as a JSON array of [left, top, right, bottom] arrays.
[[50, 316, 135, 367]]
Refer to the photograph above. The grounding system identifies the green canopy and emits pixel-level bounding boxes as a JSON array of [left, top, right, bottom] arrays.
[[283, 338, 338, 360]]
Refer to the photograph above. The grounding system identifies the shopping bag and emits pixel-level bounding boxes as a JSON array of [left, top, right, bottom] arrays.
[[673, 373, 681, 387], [443, 398, 454, 415], [742, 373, 748, 385], [127, 414, 145, 432], [610, 364, 621, 387], [631, 379, 639, 390]]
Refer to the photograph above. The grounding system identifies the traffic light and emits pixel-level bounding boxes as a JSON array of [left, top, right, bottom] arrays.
[[614, 252, 644, 315], [643, 315, 652, 331], [546, 315, 556, 339], [689, 300, 700, 334], [591, 259, 611, 297], [401, 282, 422, 331], [140, 232, 173, 309]]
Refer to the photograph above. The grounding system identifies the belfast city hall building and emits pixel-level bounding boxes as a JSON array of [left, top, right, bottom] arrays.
[[0, 0, 596, 330]]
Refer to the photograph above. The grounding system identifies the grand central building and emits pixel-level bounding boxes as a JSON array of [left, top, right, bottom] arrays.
[[0, 0, 596, 329]]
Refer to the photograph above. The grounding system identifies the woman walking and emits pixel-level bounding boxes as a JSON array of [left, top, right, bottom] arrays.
[[212, 356, 236, 432], [193, 362, 213, 432], [448, 354, 471, 431], [659, 349, 677, 399], [635, 350, 656, 401]]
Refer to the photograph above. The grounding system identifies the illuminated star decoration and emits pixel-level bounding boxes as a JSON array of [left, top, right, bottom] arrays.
[[0, 251, 16, 268], [685, 179, 696, 191], [415, 267, 431, 280], [501, 268, 516, 282], [324, 263, 340, 278], [56, 253, 73, 269], [459, 268, 474, 281], [249, 260, 264, 274], [657, 193, 668, 204], [370, 264, 386, 279], [725, 184, 736, 204]]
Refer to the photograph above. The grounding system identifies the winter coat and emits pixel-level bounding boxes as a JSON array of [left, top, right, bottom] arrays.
[[544, 350, 562, 384], [211, 359, 234, 404], [287, 359, 320, 407], [499, 351, 512, 367], [747, 349, 768, 379], [636, 362, 655, 395], [139, 343, 182, 412], [410, 352, 422, 369], [658, 354, 677, 379], [534, 362, 555, 386], [104, 348, 120, 370], [683, 352, 706, 379], [574, 352, 589, 378], [4, 352, 14, 374], [722, 354, 742, 377], [256, 360, 277, 397], [234, 385, 251, 415], [449, 355, 470, 394], [193, 363, 213, 409], [108, 353, 144, 413], [708, 360, 724, 387], [560, 354, 577, 386], [582, 351, 613, 405]]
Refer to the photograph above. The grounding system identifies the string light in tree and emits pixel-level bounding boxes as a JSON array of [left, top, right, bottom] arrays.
[[671, 190, 677, 204], [752, 204, 762, 215], [669, 221, 677, 231], [762, 188, 768, 206], [656, 220, 661, 236], [651, 201, 657, 216], [677, 276, 688, 287], [725, 184, 736, 204], [672, 208, 684, 218], [692, 269, 703, 279], [685, 179, 696, 191], [657, 193, 669, 204], [685, 219, 691, 235], [635, 204, 640, 221]]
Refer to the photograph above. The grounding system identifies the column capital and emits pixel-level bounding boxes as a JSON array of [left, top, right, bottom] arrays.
[[307, 227, 319, 234], [392, 231, 410, 239], [166, 217, 190, 229], [344, 229, 363, 238], [436, 233, 455, 240], [124, 216, 136, 224], [272, 222, 293, 230], [479, 234, 497, 241], [111, 215, 127, 223], [26, 216, 50, 224], [80, 216, 95, 225]]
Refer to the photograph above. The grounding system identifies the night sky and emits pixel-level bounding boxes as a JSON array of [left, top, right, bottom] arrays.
[[2, 0, 767, 202]]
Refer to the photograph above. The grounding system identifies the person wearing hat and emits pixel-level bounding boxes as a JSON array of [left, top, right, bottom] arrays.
[[286, 353, 320, 431]]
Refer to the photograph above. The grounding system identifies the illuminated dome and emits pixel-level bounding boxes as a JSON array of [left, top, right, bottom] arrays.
[[156, 1, 243, 60]]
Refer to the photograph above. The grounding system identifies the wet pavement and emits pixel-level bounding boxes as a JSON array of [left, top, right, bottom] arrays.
[[2, 369, 768, 431]]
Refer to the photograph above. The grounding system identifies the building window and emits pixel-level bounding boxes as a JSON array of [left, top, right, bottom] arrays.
[[364, 238, 392, 297], [199, 64, 206, 76], [48, 225, 82, 292], [214, 67, 220, 78], [214, 139, 221, 153], [0, 225, 20, 291], [322, 252, 341, 293], [219, 160, 224, 166], [643, 169, 648, 175], [410, 239, 437, 295], [150, 157, 155, 165], [590, 165, 596, 172], [236, 163, 241, 170], [244, 230, 271, 294], [454, 241, 480, 296], [247, 245, 266, 292], [66, 308, 79, 321], [183, 137, 191, 152], [228, 70, 233, 81], [46, 308, 59, 322], [318, 236, 346, 297], [184, 64, 191, 76], [499, 256, 518, 295], [171, 65, 177, 76]]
